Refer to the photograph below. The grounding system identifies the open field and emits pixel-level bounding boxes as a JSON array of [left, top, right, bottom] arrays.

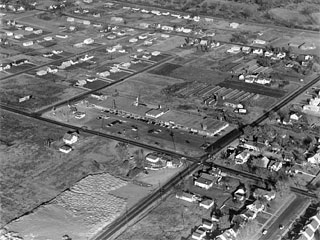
[[8, 173, 128, 240], [0, 74, 85, 112], [116, 193, 206, 240], [0, 110, 149, 227]]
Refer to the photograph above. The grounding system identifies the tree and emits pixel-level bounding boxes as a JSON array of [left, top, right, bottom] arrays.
[[237, 220, 261, 240]]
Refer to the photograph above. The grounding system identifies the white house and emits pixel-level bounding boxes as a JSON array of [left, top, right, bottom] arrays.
[[308, 152, 320, 165], [176, 192, 197, 203], [23, 41, 33, 47], [230, 22, 239, 28], [194, 177, 213, 190], [253, 39, 266, 45], [63, 133, 79, 145], [235, 151, 250, 164], [192, 228, 206, 240], [83, 38, 94, 44], [146, 154, 161, 163], [253, 48, 263, 55], [199, 199, 214, 209], [59, 145, 72, 154]]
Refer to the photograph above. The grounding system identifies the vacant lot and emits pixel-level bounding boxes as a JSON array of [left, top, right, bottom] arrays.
[[117, 193, 206, 240], [150, 63, 229, 84], [0, 74, 85, 112], [149, 62, 182, 76], [0, 110, 144, 227], [218, 80, 286, 98]]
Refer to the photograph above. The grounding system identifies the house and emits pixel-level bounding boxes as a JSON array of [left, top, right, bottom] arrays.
[[242, 46, 251, 54], [252, 156, 270, 168], [199, 197, 214, 209], [194, 177, 213, 190], [161, 25, 174, 31], [59, 145, 72, 154], [19, 95, 32, 103], [111, 17, 124, 23], [82, 20, 91, 25], [67, 17, 75, 22], [253, 39, 266, 45], [243, 141, 263, 152], [216, 228, 237, 240], [240, 208, 257, 220], [227, 46, 241, 54], [146, 153, 161, 163], [202, 219, 214, 229], [253, 189, 276, 201], [253, 48, 263, 55], [269, 161, 282, 171], [91, 92, 107, 100], [176, 192, 197, 203], [230, 22, 239, 28], [63, 132, 79, 145], [235, 151, 250, 164], [246, 200, 264, 213], [74, 111, 86, 119], [36, 70, 47, 76], [23, 41, 33, 46], [234, 188, 246, 201], [290, 113, 302, 121], [308, 152, 320, 165], [146, 109, 167, 118], [83, 38, 94, 44], [192, 228, 206, 240]]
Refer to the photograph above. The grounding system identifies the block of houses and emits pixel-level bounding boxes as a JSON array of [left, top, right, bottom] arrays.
[[63, 132, 79, 145], [176, 192, 197, 203], [299, 213, 320, 240], [194, 177, 213, 190], [235, 151, 250, 164], [59, 145, 72, 154], [199, 198, 214, 209]]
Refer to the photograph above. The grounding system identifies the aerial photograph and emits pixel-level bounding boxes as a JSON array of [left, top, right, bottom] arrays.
[[0, 0, 319, 240]]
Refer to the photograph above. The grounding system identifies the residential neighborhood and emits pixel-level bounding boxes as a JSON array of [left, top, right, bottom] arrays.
[[0, 0, 319, 240]]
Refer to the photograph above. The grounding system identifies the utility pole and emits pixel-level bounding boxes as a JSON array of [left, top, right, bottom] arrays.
[[170, 130, 176, 151]]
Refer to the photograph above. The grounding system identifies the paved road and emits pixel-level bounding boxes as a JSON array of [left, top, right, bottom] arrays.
[[260, 196, 308, 240]]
